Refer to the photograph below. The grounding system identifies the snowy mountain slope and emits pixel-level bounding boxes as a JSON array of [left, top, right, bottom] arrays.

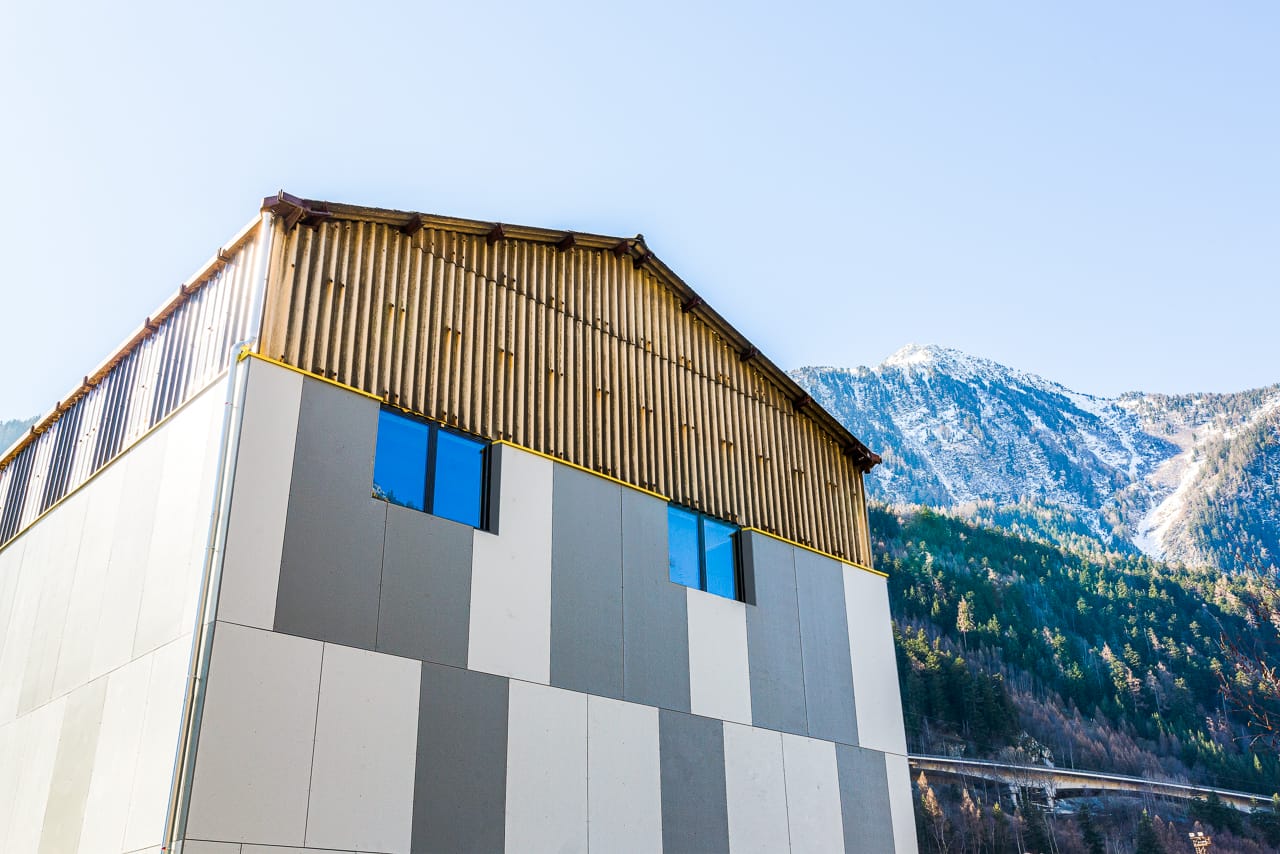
[[792, 345, 1280, 572]]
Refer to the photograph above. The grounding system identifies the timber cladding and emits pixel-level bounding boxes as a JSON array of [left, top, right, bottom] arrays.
[[259, 209, 875, 564]]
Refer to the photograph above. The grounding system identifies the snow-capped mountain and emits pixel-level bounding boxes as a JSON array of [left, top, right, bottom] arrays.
[[792, 344, 1280, 572]]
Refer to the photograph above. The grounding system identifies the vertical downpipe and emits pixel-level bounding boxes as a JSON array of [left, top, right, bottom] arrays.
[[162, 210, 275, 852]]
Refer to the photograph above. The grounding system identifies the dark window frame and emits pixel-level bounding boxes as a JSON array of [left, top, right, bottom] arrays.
[[373, 407, 492, 531], [668, 504, 744, 602]]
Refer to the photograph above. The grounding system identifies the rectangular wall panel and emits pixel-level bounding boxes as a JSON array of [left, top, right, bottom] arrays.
[[218, 359, 304, 630], [742, 533, 807, 736], [795, 551, 857, 745], [687, 588, 752, 726], [722, 722, 790, 854], [377, 506, 474, 668], [413, 661, 509, 853], [621, 490, 690, 712], [587, 695, 662, 852], [77, 654, 152, 853], [1, 696, 65, 853], [468, 446, 553, 684], [505, 680, 588, 853], [305, 644, 419, 854], [659, 709, 729, 854], [835, 743, 895, 854], [38, 677, 107, 854], [885, 751, 920, 854], [275, 378, 386, 650], [550, 466, 624, 700], [844, 567, 908, 755], [781, 733, 844, 854], [186, 623, 323, 846]]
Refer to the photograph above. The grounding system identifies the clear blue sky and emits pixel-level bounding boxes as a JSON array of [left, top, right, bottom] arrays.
[[2, 1, 1276, 419]]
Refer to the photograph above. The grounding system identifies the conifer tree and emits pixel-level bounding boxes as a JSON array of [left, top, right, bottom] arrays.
[[1078, 805, 1105, 854], [1135, 810, 1166, 854]]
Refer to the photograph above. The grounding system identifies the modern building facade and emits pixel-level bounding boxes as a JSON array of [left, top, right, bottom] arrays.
[[0, 195, 917, 853]]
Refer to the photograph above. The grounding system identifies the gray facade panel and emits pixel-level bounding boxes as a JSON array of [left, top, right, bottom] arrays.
[[742, 533, 808, 736], [835, 743, 895, 853], [795, 550, 859, 744], [275, 379, 385, 650], [378, 505, 473, 668], [659, 709, 729, 854], [550, 467, 624, 700], [621, 490, 691, 712], [413, 661, 508, 854]]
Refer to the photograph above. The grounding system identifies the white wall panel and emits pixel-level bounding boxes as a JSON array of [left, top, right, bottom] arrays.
[[90, 431, 168, 679], [505, 680, 587, 854], [78, 653, 152, 853], [781, 733, 844, 854], [186, 622, 322, 847], [0, 529, 43, 723], [722, 722, 790, 854], [38, 676, 108, 854], [687, 589, 752, 725], [0, 539, 26, 646], [305, 644, 419, 854], [123, 635, 193, 852], [134, 388, 221, 656], [468, 447, 554, 684], [218, 360, 303, 629], [18, 493, 86, 714], [843, 568, 908, 755], [51, 461, 124, 697], [587, 695, 661, 852], [885, 751, 919, 854], [2, 695, 65, 853]]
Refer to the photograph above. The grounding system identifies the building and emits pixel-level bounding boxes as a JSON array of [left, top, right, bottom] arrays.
[[0, 194, 917, 853]]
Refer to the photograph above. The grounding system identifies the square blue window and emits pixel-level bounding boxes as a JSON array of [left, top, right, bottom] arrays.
[[373, 408, 489, 530], [667, 505, 740, 601]]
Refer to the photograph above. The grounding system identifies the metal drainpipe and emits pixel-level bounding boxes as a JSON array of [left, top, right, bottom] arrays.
[[162, 210, 275, 853]]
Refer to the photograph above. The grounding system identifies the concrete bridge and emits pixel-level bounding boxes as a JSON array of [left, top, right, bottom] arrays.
[[909, 754, 1275, 813]]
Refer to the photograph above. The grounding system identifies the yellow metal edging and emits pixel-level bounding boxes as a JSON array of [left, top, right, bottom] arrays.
[[492, 440, 669, 502], [239, 350, 384, 403], [741, 527, 888, 578]]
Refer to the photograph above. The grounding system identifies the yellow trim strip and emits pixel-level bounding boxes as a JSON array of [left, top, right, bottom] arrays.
[[240, 353, 880, 572], [240, 351, 384, 402], [741, 527, 888, 578], [492, 440, 669, 502]]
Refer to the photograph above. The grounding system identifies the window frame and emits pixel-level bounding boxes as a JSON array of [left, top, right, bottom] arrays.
[[667, 504, 744, 602], [373, 407, 492, 531]]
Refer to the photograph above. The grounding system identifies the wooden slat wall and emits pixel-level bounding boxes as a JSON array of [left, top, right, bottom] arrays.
[[260, 218, 871, 565]]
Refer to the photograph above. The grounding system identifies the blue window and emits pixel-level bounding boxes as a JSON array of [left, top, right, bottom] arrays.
[[373, 409, 488, 528], [667, 505, 741, 600]]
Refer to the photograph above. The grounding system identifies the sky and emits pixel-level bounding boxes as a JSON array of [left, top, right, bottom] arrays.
[[1, 1, 1277, 419]]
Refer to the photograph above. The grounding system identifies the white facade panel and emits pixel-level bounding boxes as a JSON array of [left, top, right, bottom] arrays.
[[305, 644, 420, 854], [505, 680, 588, 854], [2, 695, 65, 853], [186, 622, 323, 846], [0, 527, 45, 723], [843, 568, 908, 755], [123, 634, 193, 852], [885, 751, 919, 854], [218, 360, 303, 630], [134, 387, 221, 656], [686, 588, 752, 725], [0, 538, 26, 671], [78, 653, 152, 853], [722, 722, 790, 854], [468, 447, 554, 684], [781, 733, 844, 854], [51, 461, 125, 697], [587, 694, 662, 852]]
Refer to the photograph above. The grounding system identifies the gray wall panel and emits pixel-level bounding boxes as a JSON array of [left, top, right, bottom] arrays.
[[835, 744, 895, 853], [742, 533, 808, 736], [550, 467, 623, 700], [621, 490, 690, 712], [795, 550, 858, 745], [378, 506, 473, 668], [413, 662, 508, 854], [275, 378, 386, 650], [659, 709, 729, 854]]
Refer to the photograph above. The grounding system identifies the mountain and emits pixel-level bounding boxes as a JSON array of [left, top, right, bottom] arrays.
[[0, 417, 37, 456], [792, 345, 1280, 574]]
